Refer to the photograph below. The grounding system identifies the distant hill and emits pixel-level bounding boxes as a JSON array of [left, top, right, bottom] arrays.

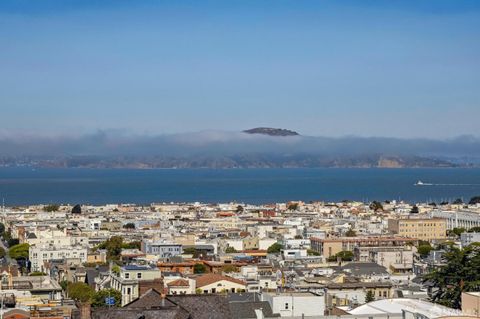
[[0, 130, 479, 168], [243, 127, 299, 136]]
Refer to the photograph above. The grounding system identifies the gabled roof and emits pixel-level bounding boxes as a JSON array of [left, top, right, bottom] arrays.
[[121, 288, 233, 319], [125, 288, 176, 309], [195, 274, 246, 288]]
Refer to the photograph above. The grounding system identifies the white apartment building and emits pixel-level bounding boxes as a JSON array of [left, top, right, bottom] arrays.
[[141, 239, 183, 258], [26, 229, 88, 247], [29, 244, 88, 272], [430, 210, 480, 230], [262, 291, 326, 317], [110, 265, 163, 306]]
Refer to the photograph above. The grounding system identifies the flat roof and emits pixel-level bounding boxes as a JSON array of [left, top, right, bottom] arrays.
[[348, 298, 461, 318]]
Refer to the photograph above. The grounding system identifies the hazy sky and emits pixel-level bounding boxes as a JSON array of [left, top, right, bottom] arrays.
[[1, 0, 479, 138]]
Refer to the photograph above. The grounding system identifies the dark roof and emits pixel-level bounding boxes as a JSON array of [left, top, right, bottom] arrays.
[[123, 289, 232, 319], [229, 301, 279, 319], [125, 289, 177, 309], [85, 266, 109, 287], [227, 292, 261, 303], [91, 308, 190, 319], [169, 295, 233, 319], [336, 262, 389, 276]]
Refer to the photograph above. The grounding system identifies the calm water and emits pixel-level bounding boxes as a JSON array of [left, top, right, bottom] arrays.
[[0, 167, 480, 205]]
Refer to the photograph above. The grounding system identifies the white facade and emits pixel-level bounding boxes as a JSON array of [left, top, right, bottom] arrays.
[[262, 292, 325, 317], [29, 244, 88, 272], [430, 210, 480, 230], [141, 240, 183, 258], [282, 249, 307, 260], [461, 232, 480, 248]]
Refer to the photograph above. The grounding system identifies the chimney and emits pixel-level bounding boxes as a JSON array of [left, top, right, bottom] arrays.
[[254, 309, 264, 319], [78, 302, 91, 319], [161, 291, 166, 307]]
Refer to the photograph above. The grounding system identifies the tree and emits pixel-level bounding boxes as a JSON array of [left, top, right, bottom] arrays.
[[194, 263, 207, 274], [111, 265, 120, 276], [369, 201, 383, 211], [121, 241, 141, 250], [183, 247, 197, 255], [417, 244, 433, 258], [267, 243, 283, 254], [410, 205, 419, 214], [294, 235, 303, 239], [67, 282, 94, 303], [30, 271, 47, 276], [60, 280, 69, 291], [92, 289, 121, 307], [453, 198, 463, 205], [328, 251, 354, 262], [287, 203, 299, 211], [468, 226, 480, 233], [8, 243, 29, 260], [424, 244, 480, 309], [225, 246, 237, 253], [222, 265, 238, 273], [345, 229, 357, 237], [469, 196, 480, 205], [0, 247, 5, 258], [0, 222, 5, 235], [105, 236, 123, 261], [365, 290, 375, 303], [122, 223, 135, 230], [307, 249, 320, 256], [43, 204, 60, 212], [450, 227, 466, 237], [235, 205, 244, 213], [71, 204, 82, 214], [7, 238, 19, 247]]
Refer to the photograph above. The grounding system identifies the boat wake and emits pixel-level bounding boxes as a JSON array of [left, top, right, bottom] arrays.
[[414, 180, 480, 186]]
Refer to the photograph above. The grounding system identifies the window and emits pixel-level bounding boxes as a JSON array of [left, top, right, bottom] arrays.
[[285, 303, 289, 310], [137, 273, 142, 279], [125, 273, 130, 279]]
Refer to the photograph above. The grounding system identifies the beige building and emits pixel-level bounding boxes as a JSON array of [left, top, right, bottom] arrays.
[[462, 292, 480, 316], [195, 273, 246, 294], [311, 237, 417, 258], [166, 278, 196, 295], [388, 218, 446, 240]]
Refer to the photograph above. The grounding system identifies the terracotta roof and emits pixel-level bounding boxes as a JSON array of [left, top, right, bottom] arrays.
[[167, 279, 190, 287], [195, 273, 246, 288]]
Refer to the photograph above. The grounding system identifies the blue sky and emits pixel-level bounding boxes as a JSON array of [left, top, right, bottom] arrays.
[[1, 0, 479, 138]]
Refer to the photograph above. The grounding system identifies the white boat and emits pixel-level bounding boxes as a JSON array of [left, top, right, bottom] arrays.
[[415, 180, 432, 186]]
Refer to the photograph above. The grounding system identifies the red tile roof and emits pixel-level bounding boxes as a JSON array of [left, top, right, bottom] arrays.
[[195, 273, 246, 288]]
